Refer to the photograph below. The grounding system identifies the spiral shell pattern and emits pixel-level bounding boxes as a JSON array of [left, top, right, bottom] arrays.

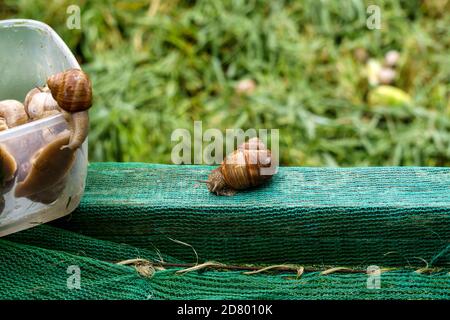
[[47, 68, 92, 112], [220, 138, 273, 190]]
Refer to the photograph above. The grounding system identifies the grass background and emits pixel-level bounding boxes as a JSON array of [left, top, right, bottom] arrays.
[[1, 0, 449, 166]]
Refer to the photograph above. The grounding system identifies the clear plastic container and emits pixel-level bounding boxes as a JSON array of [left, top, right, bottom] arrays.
[[0, 19, 88, 237]]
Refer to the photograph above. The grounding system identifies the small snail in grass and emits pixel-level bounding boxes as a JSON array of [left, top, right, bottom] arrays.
[[201, 138, 276, 196], [46, 68, 93, 150]]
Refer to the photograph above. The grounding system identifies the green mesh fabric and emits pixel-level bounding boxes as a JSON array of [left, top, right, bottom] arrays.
[[1, 163, 449, 299]]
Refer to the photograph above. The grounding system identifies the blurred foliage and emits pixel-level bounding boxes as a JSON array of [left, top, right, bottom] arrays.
[[1, 0, 449, 166]]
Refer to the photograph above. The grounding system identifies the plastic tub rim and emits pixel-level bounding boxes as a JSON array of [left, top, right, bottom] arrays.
[[0, 18, 80, 68], [0, 19, 81, 142]]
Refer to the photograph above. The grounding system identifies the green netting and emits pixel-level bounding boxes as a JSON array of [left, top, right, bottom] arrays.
[[1, 163, 449, 299], [59, 163, 450, 267], [1, 230, 450, 300]]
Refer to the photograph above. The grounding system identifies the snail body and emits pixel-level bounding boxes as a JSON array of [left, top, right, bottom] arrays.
[[27, 177, 67, 204], [0, 144, 17, 186], [0, 144, 17, 214], [62, 110, 90, 151], [47, 68, 93, 150], [15, 131, 75, 199], [0, 100, 28, 131], [206, 138, 275, 196]]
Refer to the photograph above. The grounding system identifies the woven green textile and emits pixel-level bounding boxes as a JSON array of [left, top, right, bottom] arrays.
[[60, 164, 450, 266], [1, 236, 449, 300], [1, 163, 449, 299]]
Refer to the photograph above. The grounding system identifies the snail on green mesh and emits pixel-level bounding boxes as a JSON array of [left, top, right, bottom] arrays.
[[200, 138, 276, 196], [46, 68, 93, 150]]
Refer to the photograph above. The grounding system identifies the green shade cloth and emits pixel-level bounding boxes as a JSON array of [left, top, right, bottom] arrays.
[[1, 163, 449, 299]]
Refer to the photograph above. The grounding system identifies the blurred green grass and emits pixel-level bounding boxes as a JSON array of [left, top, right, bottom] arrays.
[[1, 0, 449, 166]]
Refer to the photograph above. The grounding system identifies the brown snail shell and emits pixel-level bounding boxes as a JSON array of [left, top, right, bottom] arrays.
[[25, 89, 60, 120], [47, 68, 93, 150], [0, 100, 29, 130], [24, 87, 42, 110], [47, 68, 92, 112], [206, 138, 275, 196], [0, 119, 7, 131], [24, 86, 49, 111]]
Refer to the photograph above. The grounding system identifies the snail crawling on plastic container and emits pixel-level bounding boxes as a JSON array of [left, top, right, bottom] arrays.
[[23, 68, 93, 150], [46, 68, 93, 150], [201, 137, 277, 196], [13, 68, 93, 203]]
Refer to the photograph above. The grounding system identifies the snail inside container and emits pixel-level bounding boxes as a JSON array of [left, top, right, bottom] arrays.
[[1, 68, 92, 198], [0, 68, 92, 235], [0, 19, 91, 237]]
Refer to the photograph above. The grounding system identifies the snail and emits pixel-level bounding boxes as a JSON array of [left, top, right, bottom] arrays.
[[15, 131, 76, 199], [201, 138, 276, 196], [27, 177, 67, 204], [0, 100, 28, 131], [0, 144, 17, 186], [24, 86, 60, 120], [46, 68, 93, 150], [24, 87, 47, 110], [0, 144, 17, 214]]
